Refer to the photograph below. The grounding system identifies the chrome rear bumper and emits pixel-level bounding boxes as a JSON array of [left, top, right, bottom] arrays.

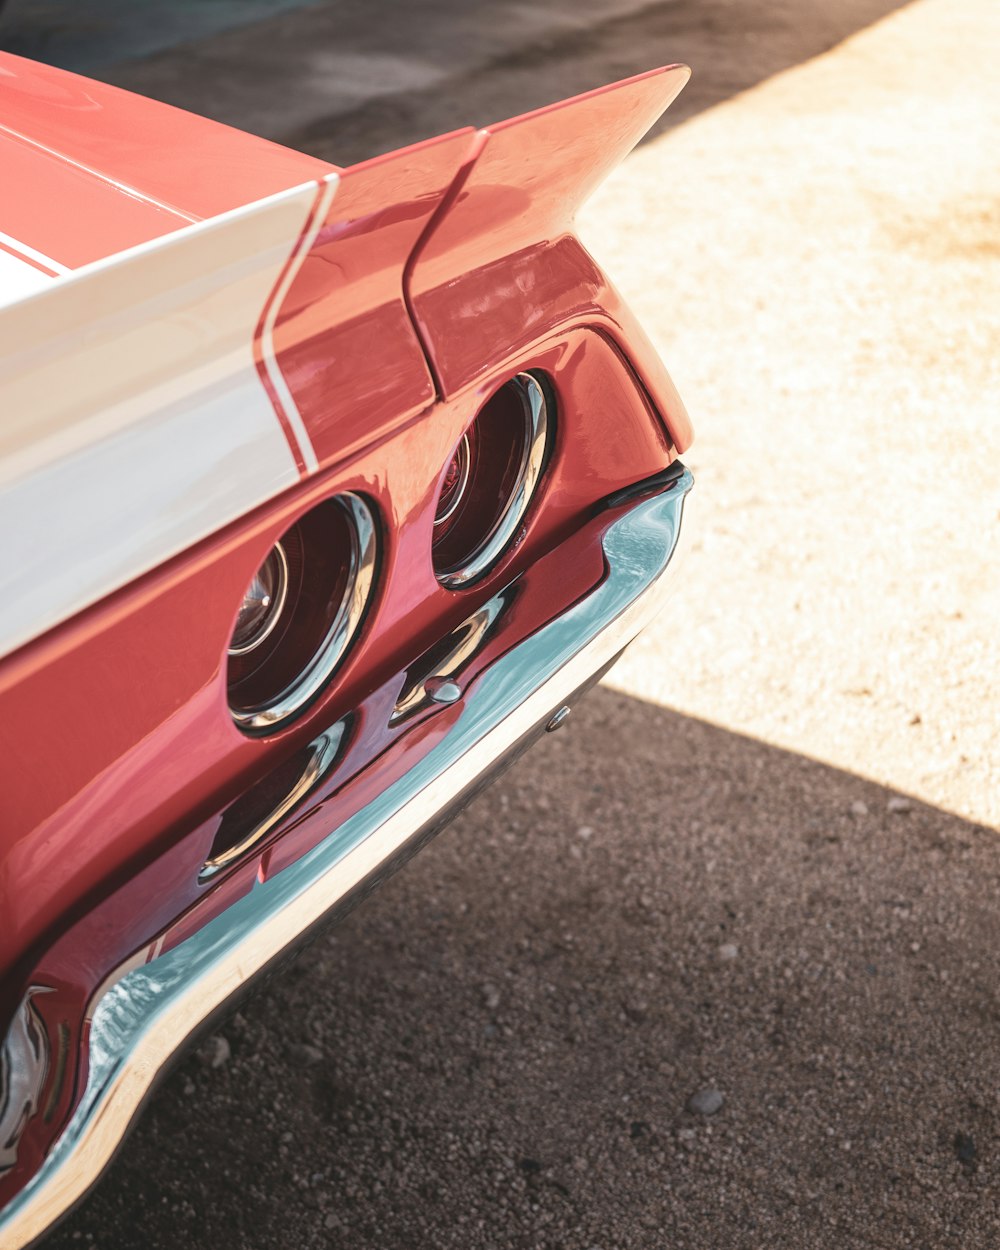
[[0, 465, 691, 1248]]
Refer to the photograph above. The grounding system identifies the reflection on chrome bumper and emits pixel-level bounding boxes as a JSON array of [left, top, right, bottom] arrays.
[[0, 466, 691, 1249]]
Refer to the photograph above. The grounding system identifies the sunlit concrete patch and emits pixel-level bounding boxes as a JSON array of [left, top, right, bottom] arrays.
[[578, 0, 1000, 830]]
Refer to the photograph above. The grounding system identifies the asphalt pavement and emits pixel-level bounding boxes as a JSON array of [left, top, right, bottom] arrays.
[[19, 0, 1000, 1246]]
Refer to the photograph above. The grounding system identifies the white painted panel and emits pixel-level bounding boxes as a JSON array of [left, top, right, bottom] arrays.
[[0, 247, 55, 304], [0, 178, 334, 660]]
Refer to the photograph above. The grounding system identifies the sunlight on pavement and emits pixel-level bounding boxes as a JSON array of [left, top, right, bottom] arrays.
[[579, 0, 1000, 829]]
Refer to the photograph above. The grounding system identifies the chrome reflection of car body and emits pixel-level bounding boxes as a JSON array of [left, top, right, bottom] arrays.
[[0, 467, 691, 1250], [0, 991, 50, 1176], [198, 725, 349, 881], [391, 587, 516, 724]]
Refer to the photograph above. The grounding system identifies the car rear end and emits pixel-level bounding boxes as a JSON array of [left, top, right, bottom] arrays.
[[0, 53, 693, 1246]]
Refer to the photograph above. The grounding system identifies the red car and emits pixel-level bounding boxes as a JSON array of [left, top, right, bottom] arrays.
[[0, 53, 693, 1245]]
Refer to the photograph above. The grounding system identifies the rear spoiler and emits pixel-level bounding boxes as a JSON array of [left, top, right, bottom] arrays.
[[268, 64, 693, 466], [410, 65, 691, 416]]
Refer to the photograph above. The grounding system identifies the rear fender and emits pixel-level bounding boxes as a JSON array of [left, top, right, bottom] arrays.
[[405, 65, 693, 451], [263, 128, 476, 473]]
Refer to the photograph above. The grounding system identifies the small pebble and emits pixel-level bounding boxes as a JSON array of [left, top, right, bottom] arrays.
[[954, 1131, 977, 1168], [887, 796, 912, 814], [198, 1035, 231, 1069], [687, 1087, 725, 1116], [718, 943, 739, 961], [483, 984, 501, 1010], [288, 1042, 324, 1066], [850, 800, 868, 817]]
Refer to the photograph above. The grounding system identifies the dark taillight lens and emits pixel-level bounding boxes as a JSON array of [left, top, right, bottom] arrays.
[[227, 493, 377, 734], [229, 543, 289, 656], [432, 372, 552, 588]]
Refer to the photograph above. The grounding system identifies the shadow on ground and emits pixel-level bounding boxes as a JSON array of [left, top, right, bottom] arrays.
[[288, 0, 918, 162], [48, 686, 1000, 1249], [3, 0, 916, 162]]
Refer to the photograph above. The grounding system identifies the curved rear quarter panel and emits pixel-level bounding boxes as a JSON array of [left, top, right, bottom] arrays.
[[0, 327, 674, 995]]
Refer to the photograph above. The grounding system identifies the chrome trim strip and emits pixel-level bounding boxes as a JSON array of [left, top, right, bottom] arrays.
[[391, 585, 515, 724], [0, 468, 691, 1249], [199, 725, 348, 881]]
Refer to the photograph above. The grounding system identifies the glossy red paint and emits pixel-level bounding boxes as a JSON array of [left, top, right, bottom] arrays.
[[0, 328, 672, 983], [407, 65, 694, 453], [0, 52, 333, 269], [265, 129, 479, 470], [0, 126, 190, 270]]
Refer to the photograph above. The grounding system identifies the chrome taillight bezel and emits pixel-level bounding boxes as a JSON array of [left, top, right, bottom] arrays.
[[227, 492, 377, 735], [433, 371, 552, 589]]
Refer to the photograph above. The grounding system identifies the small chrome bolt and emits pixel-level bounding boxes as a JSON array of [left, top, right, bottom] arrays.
[[430, 680, 462, 705], [546, 705, 571, 732]]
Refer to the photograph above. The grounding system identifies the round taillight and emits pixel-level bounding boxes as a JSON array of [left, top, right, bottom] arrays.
[[435, 433, 471, 527], [432, 372, 552, 588], [227, 493, 377, 734]]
